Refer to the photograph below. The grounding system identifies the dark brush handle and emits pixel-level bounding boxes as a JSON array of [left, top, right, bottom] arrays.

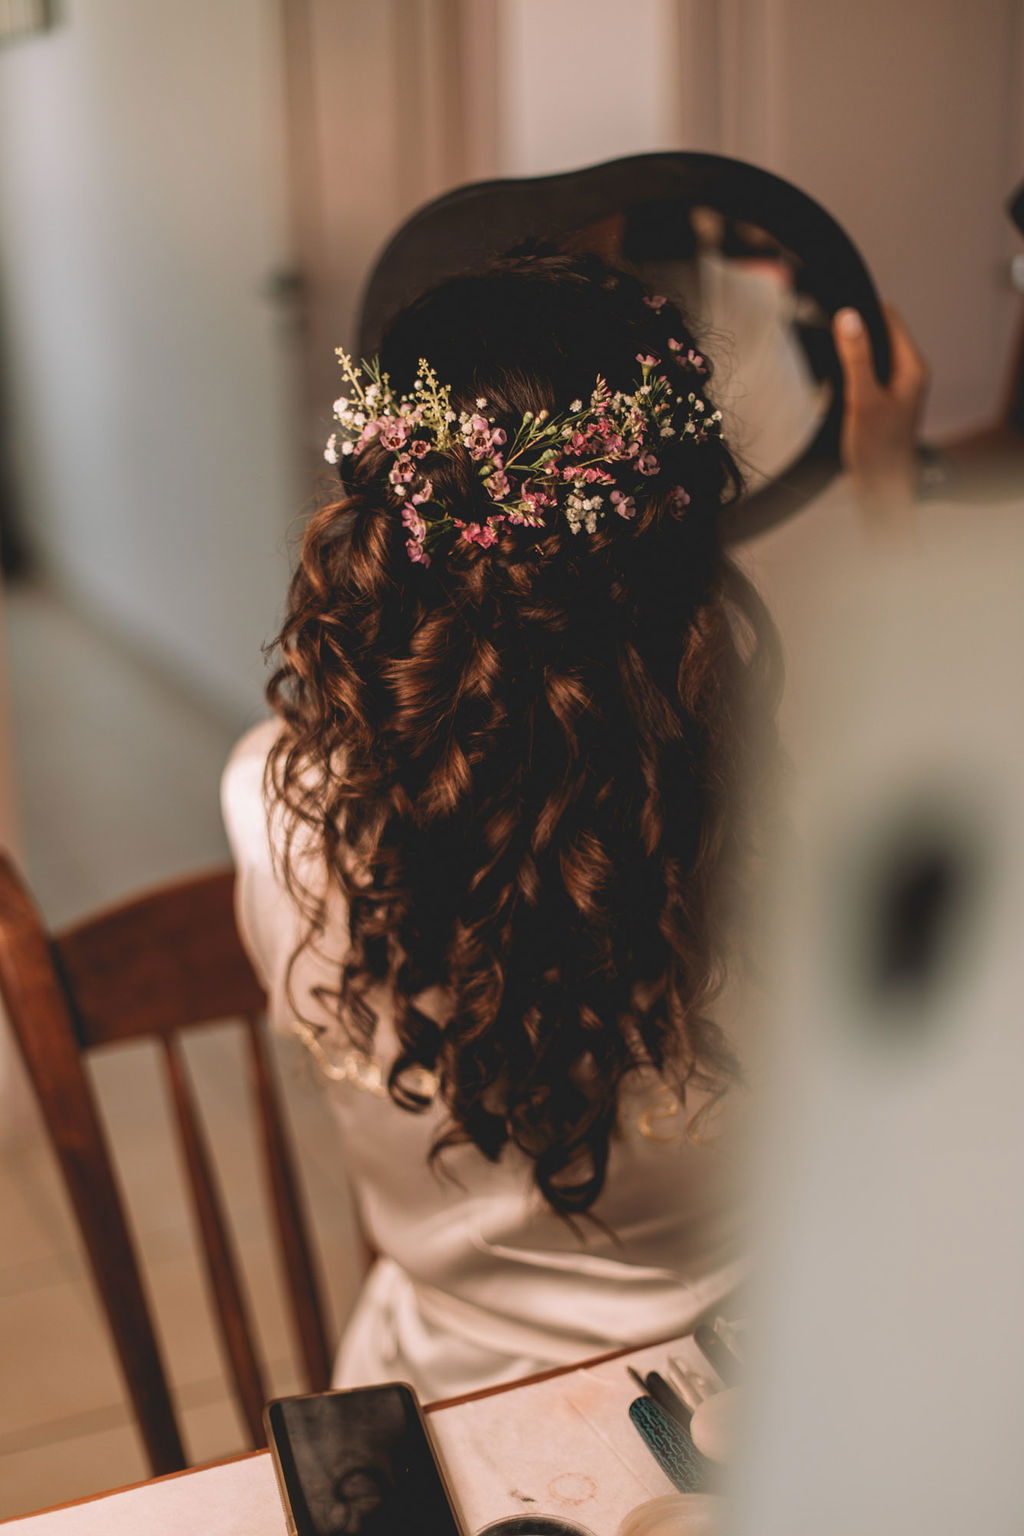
[[629, 1395, 704, 1493]]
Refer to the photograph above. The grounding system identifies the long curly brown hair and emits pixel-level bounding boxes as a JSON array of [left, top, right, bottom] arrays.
[[267, 249, 779, 1214]]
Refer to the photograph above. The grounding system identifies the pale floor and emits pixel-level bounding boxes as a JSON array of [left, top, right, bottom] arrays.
[[0, 586, 363, 1520]]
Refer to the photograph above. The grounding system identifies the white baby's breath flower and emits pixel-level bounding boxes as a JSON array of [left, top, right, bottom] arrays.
[[323, 434, 339, 465], [476, 397, 488, 409], [660, 426, 676, 437], [340, 440, 354, 455], [569, 399, 583, 412], [333, 397, 349, 416]]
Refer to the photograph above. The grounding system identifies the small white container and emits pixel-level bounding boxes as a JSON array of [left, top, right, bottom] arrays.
[[616, 1493, 722, 1536], [476, 1519, 596, 1536]]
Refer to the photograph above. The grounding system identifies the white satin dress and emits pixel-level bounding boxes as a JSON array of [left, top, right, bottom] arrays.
[[222, 720, 745, 1401]]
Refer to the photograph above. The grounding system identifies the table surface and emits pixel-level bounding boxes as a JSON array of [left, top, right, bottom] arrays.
[[1, 1334, 716, 1535]]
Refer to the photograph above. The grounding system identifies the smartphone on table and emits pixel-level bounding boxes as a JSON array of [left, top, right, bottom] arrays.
[[264, 1381, 465, 1536]]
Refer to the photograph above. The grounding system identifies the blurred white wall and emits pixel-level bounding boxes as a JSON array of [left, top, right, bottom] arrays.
[[287, 0, 483, 440], [495, 0, 679, 176], [490, 0, 1022, 443], [707, 0, 1021, 441], [0, 0, 298, 719]]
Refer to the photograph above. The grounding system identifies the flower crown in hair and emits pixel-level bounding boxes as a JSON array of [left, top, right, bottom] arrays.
[[324, 303, 722, 566]]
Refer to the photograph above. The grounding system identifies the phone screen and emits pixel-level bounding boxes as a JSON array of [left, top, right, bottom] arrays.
[[265, 1383, 464, 1536]]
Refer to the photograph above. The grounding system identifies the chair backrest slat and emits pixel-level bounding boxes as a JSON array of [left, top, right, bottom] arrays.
[[245, 1015, 333, 1392], [161, 1034, 268, 1448], [0, 855, 186, 1473], [57, 870, 265, 1047]]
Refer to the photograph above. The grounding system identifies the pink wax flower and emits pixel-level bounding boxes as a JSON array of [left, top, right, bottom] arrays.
[[401, 504, 427, 540], [487, 469, 511, 500], [594, 421, 626, 456], [456, 521, 499, 548], [669, 486, 691, 512], [462, 413, 506, 461], [637, 452, 660, 476], [521, 486, 555, 515], [643, 294, 668, 309], [388, 453, 417, 486], [636, 353, 660, 368], [506, 507, 542, 526], [562, 465, 613, 485], [406, 537, 430, 565], [409, 438, 430, 458], [378, 416, 409, 450], [610, 490, 636, 519]]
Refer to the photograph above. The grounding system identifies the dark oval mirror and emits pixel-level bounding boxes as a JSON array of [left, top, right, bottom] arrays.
[[357, 152, 889, 544]]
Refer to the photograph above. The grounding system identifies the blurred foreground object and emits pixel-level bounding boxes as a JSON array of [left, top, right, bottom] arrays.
[[617, 1493, 720, 1536], [939, 177, 1024, 499], [731, 516, 1024, 1535]]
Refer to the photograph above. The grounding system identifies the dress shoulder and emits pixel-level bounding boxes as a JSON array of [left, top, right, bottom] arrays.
[[220, 718, 344, 1035], [220, 717, 293, 1002], [220, 717, 283, 877]]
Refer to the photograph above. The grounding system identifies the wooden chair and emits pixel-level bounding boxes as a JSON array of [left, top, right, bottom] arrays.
[[0, 855, 334, 1476]]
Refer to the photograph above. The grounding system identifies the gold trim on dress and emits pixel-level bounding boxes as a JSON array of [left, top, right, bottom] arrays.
[[290, 1017, 423, 1100]]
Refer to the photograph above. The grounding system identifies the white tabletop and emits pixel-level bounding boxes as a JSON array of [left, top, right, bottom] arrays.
[[2, 1336, 713, 1535]]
